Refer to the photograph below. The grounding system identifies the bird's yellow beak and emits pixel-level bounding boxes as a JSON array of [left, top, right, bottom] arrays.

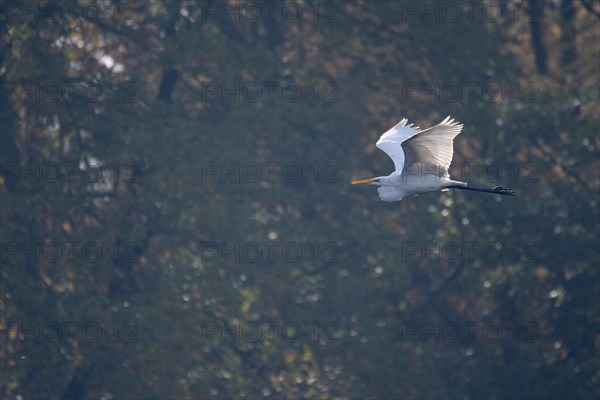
[[351, 179, 373, 185]]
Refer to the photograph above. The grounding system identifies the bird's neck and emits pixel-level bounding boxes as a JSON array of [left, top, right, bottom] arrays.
[[378, 175, 397, 186]]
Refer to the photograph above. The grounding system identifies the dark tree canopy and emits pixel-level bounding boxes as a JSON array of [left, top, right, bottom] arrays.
[[1, 1, 599, 398]]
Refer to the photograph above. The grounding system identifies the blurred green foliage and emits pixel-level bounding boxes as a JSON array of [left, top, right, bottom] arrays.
[[1, 0, 599, 398]]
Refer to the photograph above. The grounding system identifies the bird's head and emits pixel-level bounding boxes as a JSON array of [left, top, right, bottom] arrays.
[[351, 177, 386, 186]]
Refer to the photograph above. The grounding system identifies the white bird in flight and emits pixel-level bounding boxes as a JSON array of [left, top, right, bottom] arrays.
[[352, 116, 516, 202]]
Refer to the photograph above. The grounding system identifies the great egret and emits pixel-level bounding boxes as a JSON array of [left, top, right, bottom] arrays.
[[352, 116, 516, 202]]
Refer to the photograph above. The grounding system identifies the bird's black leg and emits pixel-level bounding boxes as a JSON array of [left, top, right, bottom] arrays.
[[447, 185, 516, 196]]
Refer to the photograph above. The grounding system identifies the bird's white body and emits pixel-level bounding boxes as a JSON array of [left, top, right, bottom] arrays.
[[375, 173, 466, 202], [353, 116, 467, 202]]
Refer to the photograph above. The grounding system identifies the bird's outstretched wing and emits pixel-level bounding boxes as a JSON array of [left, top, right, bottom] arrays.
[[375, 118, 421, 173], [401, 116, 463, 177]]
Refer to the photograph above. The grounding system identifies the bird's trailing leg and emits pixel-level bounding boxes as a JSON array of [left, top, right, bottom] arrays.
[[447, 185, 516, 196]]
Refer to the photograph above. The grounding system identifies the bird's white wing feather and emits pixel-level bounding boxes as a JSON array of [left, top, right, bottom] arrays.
[[375, 118, 421, 173], [401, 116, 463, 176]]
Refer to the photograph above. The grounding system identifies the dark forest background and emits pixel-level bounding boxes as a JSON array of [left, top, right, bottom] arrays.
[[1, 0, 599, 398]]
